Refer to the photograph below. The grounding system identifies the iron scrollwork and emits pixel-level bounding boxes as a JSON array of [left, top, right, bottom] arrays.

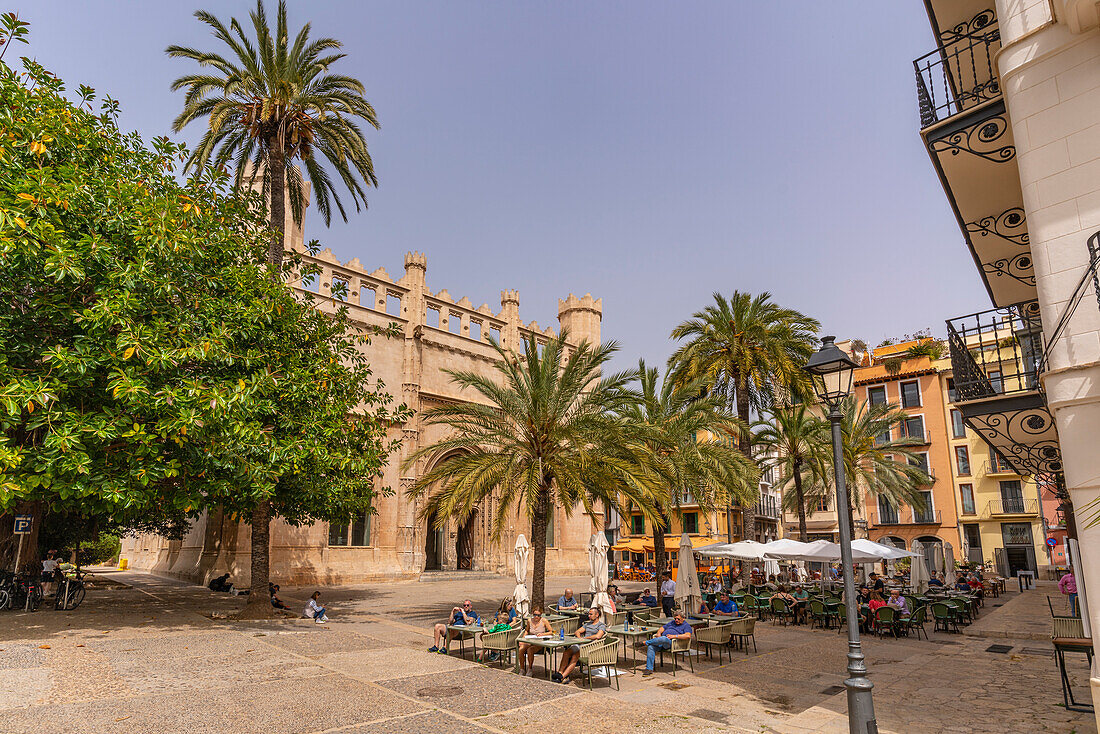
[[966, 207, 1029, 246], [939, 9, 998, 44], [965, 407, 1063, 476], [982, 253, 1036, 287], [930, 116, 1015, 163]]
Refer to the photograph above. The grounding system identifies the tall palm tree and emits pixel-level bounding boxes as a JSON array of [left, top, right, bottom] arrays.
[[754, 404, 829, 541], [168, 1, 379, 610], [168, 0, 379, 271], [668, 291, 819, 540], [404, 333, 657, 608], [618, 363, 759, 573], [801, 396, 932, 535]]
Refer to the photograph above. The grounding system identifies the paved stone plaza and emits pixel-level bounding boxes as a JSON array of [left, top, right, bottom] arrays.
[[0, 570, 1093, 733]]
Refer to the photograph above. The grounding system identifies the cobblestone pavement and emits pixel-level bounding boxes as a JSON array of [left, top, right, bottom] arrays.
[[0, 570, 1093, 733]]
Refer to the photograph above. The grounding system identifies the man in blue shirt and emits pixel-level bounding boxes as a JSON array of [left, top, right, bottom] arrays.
[[557, 588, 579, 610], [927, 571, 945, 588], [642, 611, 693, 676], [430, 599, 481, 653], [638, 587, 659, 607], [712, 592, 738, 617]]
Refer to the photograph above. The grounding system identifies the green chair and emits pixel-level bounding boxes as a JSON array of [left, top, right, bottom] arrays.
[[479, 626, 523, 668], [906, 605, 928, 640], [694, 622, 734, 662], [808, 599, 831, 630], [931, 602, 959, 633], [874, 606, 899, 638], [769, 596, 794, 626], [742, 595, 760, 619]]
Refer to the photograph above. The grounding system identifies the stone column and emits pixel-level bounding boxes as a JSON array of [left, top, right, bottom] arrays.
[[398, 252, 428, 573], [996, 3, 1100, 718], [500, 290, 521, 351]]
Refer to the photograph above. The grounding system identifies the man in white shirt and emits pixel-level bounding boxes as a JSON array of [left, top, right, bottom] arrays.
[[41, 550, 60, 596], [659, 574, 676, 616]]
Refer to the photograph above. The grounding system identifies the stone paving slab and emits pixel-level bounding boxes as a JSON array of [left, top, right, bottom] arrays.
[[376, 665, 574, 718], [336, 710, 495, 733], [317, 646, 478, 681], [253, 627, 392, 658]]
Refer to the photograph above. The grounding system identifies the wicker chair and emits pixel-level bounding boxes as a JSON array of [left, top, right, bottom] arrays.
[[694, 622, 734, 662], [656, 634, 695, 675], [605, 610, 627, 628], [808, 599, 831, 630], [479, 626, 523, 667], [728, 615, 757, 654], [578, 638, 620, 690]]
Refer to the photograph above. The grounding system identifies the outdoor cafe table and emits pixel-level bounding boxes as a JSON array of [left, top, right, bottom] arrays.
[[607, 623, 659, 672], [445, 623, 485, 659], [520, 635, 585, 679], [621, 603, 651, 612], [651, 616, 708, 630]]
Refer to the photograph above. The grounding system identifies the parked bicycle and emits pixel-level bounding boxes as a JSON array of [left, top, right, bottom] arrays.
[[55, 568, 87, 611]]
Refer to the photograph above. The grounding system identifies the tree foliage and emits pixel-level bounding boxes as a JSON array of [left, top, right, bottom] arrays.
[[754, 403, 829, 542], [0, 49, 402, 570]]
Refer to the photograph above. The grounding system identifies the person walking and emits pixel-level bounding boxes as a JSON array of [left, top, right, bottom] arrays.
[[659, 574, 676, 616], [1060, 570, 1078, 616]]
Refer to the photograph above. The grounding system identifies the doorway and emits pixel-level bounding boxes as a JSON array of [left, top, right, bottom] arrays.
[[1001, 522, 1037, 575], [424, 511, 442, 571], [456, 511, 476, 570]]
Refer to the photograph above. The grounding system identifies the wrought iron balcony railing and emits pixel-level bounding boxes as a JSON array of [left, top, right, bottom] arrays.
[[914, 14, 1001, 128], [985, 498, 1039, 516], [872, 508, 941, 526], [754, 495, 781, 520], [981, 459, 1019, 476], [946, 300, 1044, 401]]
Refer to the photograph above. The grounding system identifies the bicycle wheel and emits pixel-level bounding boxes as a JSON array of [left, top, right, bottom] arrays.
[[67, 586, 86, 610], [0, 589, 8, 610]]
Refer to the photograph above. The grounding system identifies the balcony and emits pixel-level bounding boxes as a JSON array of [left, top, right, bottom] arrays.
[[981, 459, 1019, 477], [753, 496, 781, 520], [872, 508, 941, 526], [946, 300, 1062, 477], [914, 9, 1034, 308], [984, 498, 1039, 517]]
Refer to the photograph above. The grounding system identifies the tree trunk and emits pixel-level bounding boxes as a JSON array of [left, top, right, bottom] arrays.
[[0, 501, 43, 574], [651, 503, 667, 579], [734, 373, 757, 541], [239, 145, 287, 620], [530, 484, 550, 608], [793, 459, 808, 542]]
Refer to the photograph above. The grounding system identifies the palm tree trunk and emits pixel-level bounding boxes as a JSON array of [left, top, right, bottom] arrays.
[[735, 374, 756, 541], [241, 145, 287, 619], [652, 503, 667, 579], [793, 459, 808, 542], [530, 484, 550, 609]]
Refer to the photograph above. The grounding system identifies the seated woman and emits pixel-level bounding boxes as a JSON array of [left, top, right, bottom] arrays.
[[517, 605, 554, 676], [553, 608, 606, 683], [866, 590, 887, 631]]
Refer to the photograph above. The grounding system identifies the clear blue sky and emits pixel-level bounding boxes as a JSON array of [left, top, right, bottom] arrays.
[[17, 1, 989, 373]]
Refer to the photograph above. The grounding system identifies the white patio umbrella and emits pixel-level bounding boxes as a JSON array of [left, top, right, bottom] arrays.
[[850, 538, 917, 560], [910, 541, 929, 594], [931, 543, 945, 578], [763, 558, 781, 579], [766, 539, 883, 564], [588, 532, 613, 618], [696, 540, 769, 561], [513, 534, 531, 616], [944, 542, 956, 578], [674, 533, 702, 614]]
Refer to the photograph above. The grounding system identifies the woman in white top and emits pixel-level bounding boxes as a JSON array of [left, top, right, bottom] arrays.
[[517, 605, 553, 676], [304, 591, 329, 624]]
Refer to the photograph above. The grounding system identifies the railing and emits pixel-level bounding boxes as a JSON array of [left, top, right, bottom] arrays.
[[914, 14, 1001, 127], [986, 498, 1039, 516], [873, 508, 941, 526], [754, 496, 781, 519], [982, 459, 1018, 476], [946, 300, 1044, 401]]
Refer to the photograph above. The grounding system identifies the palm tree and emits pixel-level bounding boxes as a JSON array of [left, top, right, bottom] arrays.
[[618, 363, 759, 573], [404, 333, 657, 608], [668, 291, 819, 540], [754, 404, 829, 541], [168, 0, 379, 610], [168, 0, 379, 272], [802, 396, 932, 535]]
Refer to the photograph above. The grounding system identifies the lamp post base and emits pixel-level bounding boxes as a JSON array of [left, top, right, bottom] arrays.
[[845, 674, 877, 734]]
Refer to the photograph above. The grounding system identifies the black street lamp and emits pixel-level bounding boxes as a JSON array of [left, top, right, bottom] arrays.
[[804, 336, 878, 734]]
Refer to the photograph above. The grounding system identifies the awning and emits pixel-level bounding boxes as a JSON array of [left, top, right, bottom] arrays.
[[610, 538, 649, 552], [610, 536, 720, 553]]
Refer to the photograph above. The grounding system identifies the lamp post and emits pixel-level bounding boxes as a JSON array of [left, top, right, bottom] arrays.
[[804, 336, 878, 734]]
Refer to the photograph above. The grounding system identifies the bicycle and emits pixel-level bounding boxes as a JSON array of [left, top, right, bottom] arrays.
[[55, 569, 87, 611]]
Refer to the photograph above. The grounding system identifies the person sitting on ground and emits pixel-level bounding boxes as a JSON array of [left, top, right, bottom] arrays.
[[557, 588, 579, 610], [642, 611, 693, 677], [518, 605, 554, 676], [430, 599, 482, 653], [927, 570, 945, 588], [712, 592, 738, 617], [208, 573, 233, 593], [303, 591, 329, 624], [886, 588, 909, 616], [269, 584, 291, 611], [638, 587, 659, 607], [476, 612, 514, 663], [553, 608, 606, 683], [954, 573, 971, 591]]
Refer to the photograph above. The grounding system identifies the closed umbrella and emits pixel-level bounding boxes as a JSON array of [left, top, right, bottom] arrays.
[[763, 558, 781, 579], [513, 534, 531, 616], [910, 541, 929, 594], [588, 532, 613, 618], [931, 543, 945, 578], [944, 542, 956, 579], [674, 533, 702, 614]]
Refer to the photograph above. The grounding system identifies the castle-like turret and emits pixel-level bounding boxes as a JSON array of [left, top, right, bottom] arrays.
[[558, 293, 602, 346]]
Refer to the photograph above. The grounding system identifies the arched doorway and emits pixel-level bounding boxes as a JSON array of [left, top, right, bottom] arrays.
[[915, 535, 944, 576], [424, 510, 443, 571], [456, 510, 477, 570]]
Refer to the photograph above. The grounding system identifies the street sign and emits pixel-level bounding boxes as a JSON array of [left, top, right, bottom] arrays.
[[1047, 537, 1058, 548], [12, 515, 32, 534]]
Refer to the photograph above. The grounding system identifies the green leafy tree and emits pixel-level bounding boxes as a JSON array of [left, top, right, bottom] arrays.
[[405, 333, 656, 607], [0, 47, 402, 593], [754, 404, 829, 541], [618, 363, 758, 571], [668, 291, 819, 540], [168, 0, 380, 270]]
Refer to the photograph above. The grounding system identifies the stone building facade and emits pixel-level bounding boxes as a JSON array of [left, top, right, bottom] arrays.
[[120, 245, 605, 585]]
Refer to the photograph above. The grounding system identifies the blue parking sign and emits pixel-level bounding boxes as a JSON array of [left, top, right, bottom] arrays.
[[13, 515, 32, 534]]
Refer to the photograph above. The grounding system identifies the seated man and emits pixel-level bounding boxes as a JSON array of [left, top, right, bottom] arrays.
[[557, 588, 579, 610], [642, 611, 693, 676], [554, 608, 606, 682], [711, 592, 738, 617], [954, 574, 971, 591], [791, 584, 810, 623], [927, 570, 945, 588], [430, 599, 481, 654], [269, 584, 290, 611], [637, 587, 659, 607], [208, 573, 233, 593], [886, 588, 909, 617]]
